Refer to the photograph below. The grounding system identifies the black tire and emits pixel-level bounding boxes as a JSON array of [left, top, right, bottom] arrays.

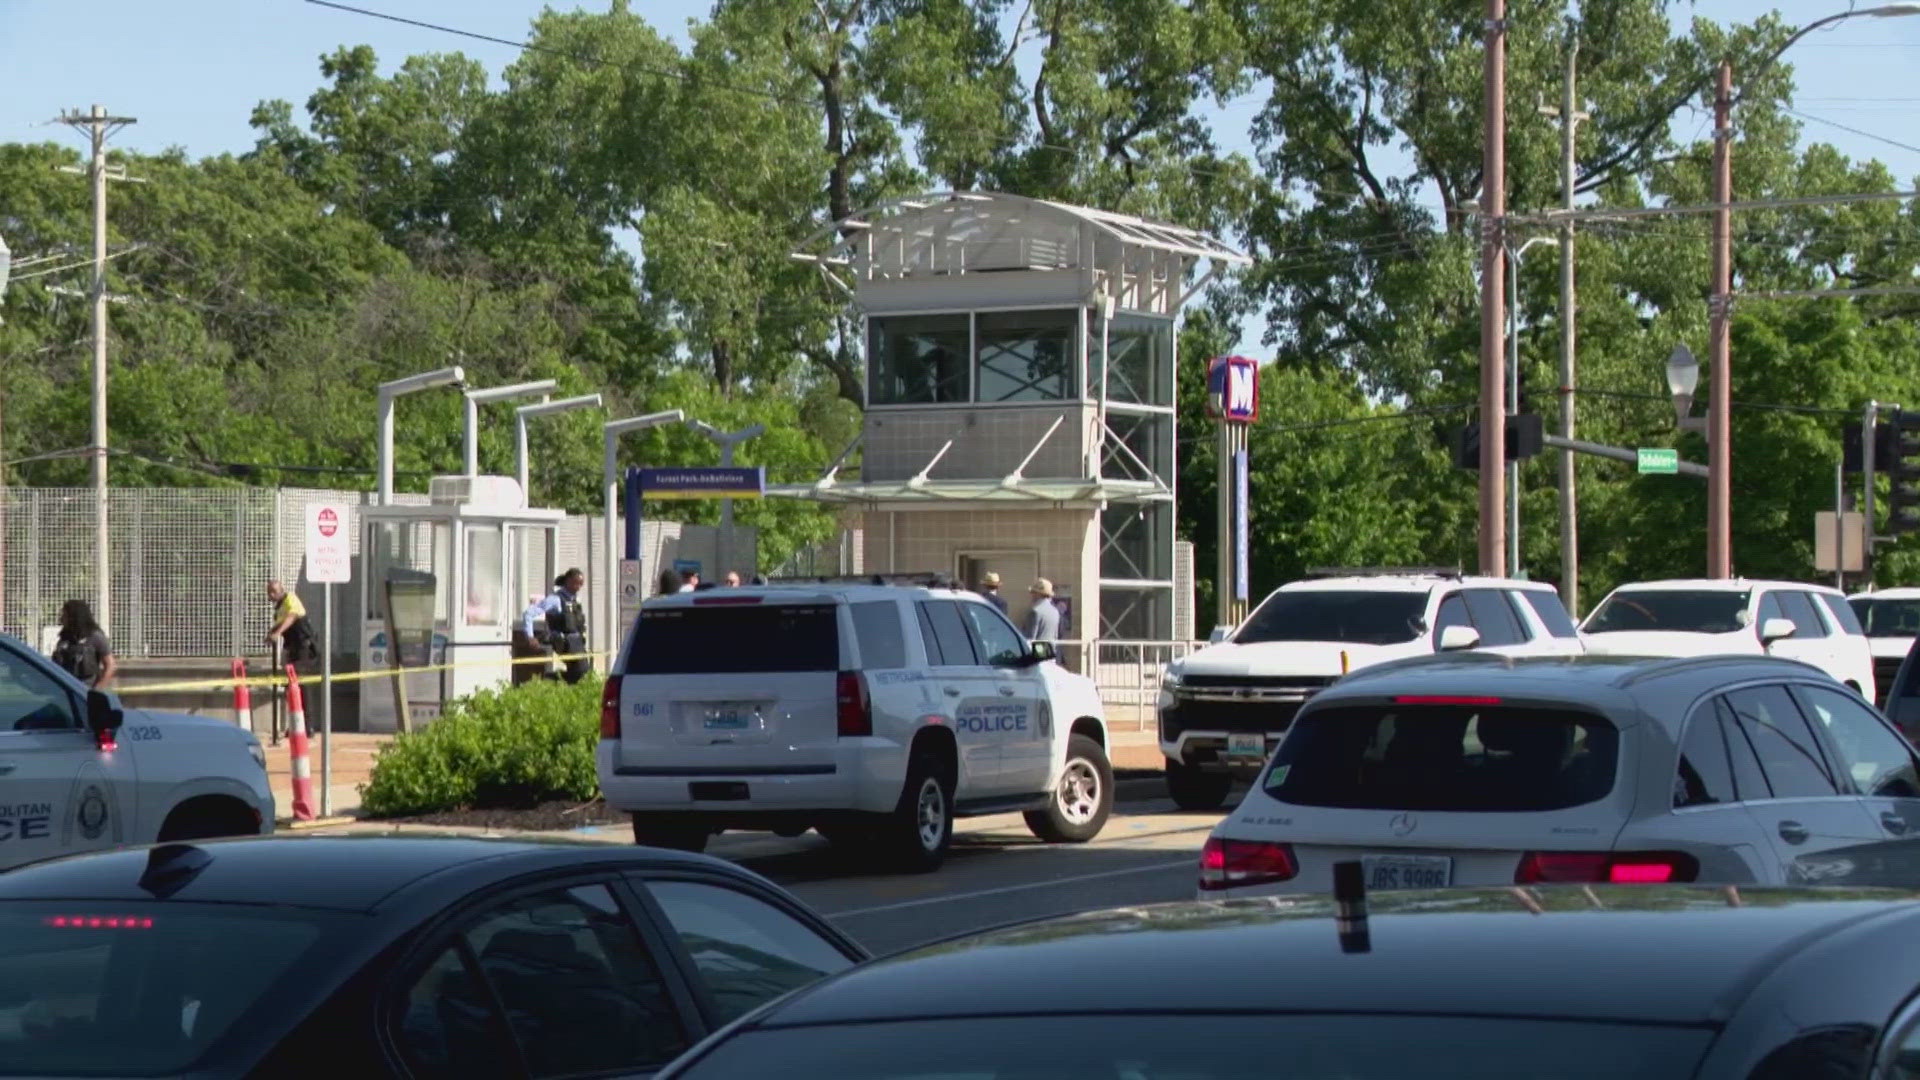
[[631, 814, 710, 853], [879, 750, 953, 873], [1166, 758, 1233, 812], [156, 798, 257, 843], [1025, 734, 1114, 843]]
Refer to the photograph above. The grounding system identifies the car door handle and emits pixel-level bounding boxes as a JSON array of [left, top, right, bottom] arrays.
[[998, 685, 1017, 696], [1883, 812, 1909, 835], [0, 762, 15, 776], [1777, 820, 1810, 845], [943, 686, 962, 697]]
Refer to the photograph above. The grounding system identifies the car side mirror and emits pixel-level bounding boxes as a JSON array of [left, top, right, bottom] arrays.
[[1759, 617, 1797, 645], [1208, 625, 1233, 645], [1026, 640, 1057, 665], [1438, 625, 1481, 652], [86, 689, 122, 749]]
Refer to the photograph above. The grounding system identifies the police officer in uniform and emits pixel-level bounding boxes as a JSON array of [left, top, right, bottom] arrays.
[[512, 593, 556, 686], [538, 568, 591, 684]]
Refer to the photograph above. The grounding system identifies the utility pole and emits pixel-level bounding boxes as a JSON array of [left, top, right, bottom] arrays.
[[1707, 63, 1733, 578], [1540, 29, 1588, 613], [56, 105, 137, 634], [1479, 0, 1509, 577]]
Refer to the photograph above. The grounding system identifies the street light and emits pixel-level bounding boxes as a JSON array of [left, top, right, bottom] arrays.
[[1665, 344, 1706, 433], [462, 380, 559, 481], [601, 410, 686, 665], [513, 394, 603, 500], [376, 366, 466, 506], [685, 420, 765, 579], [1504, 235, 1558, 578]]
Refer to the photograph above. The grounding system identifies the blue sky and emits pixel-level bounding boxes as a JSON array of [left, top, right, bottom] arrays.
[[2, 0, 1915, 177]]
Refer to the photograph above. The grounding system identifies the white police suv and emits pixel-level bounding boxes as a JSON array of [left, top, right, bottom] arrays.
[[0, 634, 274, 872], [598, 581, 1113, 871]]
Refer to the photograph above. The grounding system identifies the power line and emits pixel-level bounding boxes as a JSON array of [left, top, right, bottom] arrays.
[[1784, 107, 1920, 157]]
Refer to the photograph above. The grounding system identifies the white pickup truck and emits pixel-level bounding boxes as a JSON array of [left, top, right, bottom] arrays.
[[0, 634, 274, 871]]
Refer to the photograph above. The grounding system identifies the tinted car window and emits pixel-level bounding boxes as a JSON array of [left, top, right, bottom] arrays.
[[462, 884, 687, 1077], [1675, 705, 1738, 808], [1724, 685, 1838, 797], [668, 1014, 1712, 1080], [627, 604, 838, 674], [1795, 684, 1920, 797], [1583, 589, 1749, 634], [1777, 591, 1827, 638], [1821, 593, 1866, 635], [647, 881, 855, 1024], [1715, 697, 1773, 800], [1463, 589, 1526, 646], [1432, 593, 1470, 640], [395, 944, 519, 1080], [918, 602, 980, 666], [1264, 704, 1617, 811], [0, 902, 332, 1076], [850, 601, 907, 670], [1852, 596, 1920, 637], [0, 646, 76, 732], [1518, 590, 1580, 638], [1235, 591, 1427, 646], [959, 603, 1027, 666]]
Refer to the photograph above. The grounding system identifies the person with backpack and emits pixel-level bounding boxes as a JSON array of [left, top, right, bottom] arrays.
[[265, 580, 320, 670], [52, 599, 116, 688]]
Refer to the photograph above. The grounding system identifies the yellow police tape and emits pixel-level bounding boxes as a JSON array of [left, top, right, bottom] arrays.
[[113, 650, 613, 696]]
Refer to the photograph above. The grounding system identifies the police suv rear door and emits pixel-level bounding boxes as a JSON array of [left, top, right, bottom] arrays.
[[0, 638, 131, 868], [614, 593, 844, 776]]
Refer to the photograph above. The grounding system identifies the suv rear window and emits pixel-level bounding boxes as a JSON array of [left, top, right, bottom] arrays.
[[626, 604, 839, 674], [1264, 704, 1618, 811]]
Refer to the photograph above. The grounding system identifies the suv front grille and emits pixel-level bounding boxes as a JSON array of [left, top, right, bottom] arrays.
[[1161, 699, 1308, 739], [1876, 656, 1904, 702]]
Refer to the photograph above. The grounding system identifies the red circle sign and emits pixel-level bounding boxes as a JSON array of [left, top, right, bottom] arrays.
[[316, 508, 339, 538]]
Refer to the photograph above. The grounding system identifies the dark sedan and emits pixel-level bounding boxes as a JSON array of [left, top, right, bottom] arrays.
[[659, 885, 1920, 1079], [0, 836, 865, 1078]]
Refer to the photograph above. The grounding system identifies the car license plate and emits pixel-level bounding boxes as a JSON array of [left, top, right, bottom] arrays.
[[702, 705, 754, 731], [1226, 732, 1266, 759], [1362, 855, 1452, 890]]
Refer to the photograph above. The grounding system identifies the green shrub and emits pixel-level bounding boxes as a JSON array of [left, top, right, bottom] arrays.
[[359, 676, 603, 817]]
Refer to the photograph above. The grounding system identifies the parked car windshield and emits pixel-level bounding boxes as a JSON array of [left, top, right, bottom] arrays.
[[1850, 596, 1920, 638], [1582, 590, 1750, 635], [1264, 704, 1619, 812], [0, 901, 346, 1077], [669, 1014, 1710, 1079], [1234, 591, 1427, 646]]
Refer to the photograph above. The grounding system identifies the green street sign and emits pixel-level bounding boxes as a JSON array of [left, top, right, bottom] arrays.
[[1637, 447, 1679, 475]]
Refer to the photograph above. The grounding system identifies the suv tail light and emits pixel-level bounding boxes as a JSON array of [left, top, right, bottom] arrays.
[[1199, 837, 1298, 891], [1514, 851, 1699, 884], [837, 671, 872, 737], [600, 676, 623, 740]]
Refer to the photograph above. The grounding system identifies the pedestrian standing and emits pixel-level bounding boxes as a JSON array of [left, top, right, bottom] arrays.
[[1025, 578, 1062, 645], [266, 580, 320, 670], [977, 571, 1008, 614], [680, 571, 701, 593], [512, 593, 556, 686], [724, 570, 742, 587], [657, 568, 683, 597], [535, 568, 592, 685], [51, 599, 116, 689]]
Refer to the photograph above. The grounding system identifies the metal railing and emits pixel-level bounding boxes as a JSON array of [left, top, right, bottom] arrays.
[[1086, 638, 1203, 730]]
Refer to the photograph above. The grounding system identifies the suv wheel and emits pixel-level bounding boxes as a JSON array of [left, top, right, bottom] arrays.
[[631, 814, 710, 853], [1166, 758, 1233, 812], [1024, 734, 1113, 843], [880, 751, 953, 873]]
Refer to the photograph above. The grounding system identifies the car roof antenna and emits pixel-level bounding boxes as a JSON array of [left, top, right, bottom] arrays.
[[1333, 860, 1371, 955]]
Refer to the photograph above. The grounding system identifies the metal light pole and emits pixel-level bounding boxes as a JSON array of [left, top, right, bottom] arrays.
[[513, 394, 603, 500], [375, 367, 465, 506], [685, 420, 765, 579], [1504, 236, 1558, 579], [1478, 0, 1509, 577], [602, 411, 685, 667], [462, 380, 557, 480]]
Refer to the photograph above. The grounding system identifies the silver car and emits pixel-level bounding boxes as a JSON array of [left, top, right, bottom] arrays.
[[1201, 652, 1920, 897]]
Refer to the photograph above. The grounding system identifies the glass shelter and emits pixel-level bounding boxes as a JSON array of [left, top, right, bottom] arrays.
[[778, 192, 1247, 655]]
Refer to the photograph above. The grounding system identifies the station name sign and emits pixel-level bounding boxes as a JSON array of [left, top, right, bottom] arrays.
[[1207, 355, 1259, 424], [637, 466, 766, 500]]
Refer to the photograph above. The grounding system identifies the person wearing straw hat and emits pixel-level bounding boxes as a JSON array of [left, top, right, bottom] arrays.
[[977, 570, 1008, 614], [1025, 578, 1061, 645]]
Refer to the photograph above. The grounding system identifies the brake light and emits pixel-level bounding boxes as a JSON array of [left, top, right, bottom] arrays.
[[837, 671, 871, 737], [1199, 837, 1298, 891], [44, 916, 153, 929], [600, 676, 623, 740], [1393, 695, 1502, 705], [1514, 851, 1698, 884]]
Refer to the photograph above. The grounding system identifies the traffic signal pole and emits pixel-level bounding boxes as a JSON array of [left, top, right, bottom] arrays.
[[1865, 400, 1880, 581]]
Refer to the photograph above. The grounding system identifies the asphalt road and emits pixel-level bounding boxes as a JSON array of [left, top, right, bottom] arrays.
[[714, 795, 1231, 955]]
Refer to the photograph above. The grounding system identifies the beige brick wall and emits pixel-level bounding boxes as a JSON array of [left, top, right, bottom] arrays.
[[863, 405, 1095, 482], [859, 507, 1099, 639]]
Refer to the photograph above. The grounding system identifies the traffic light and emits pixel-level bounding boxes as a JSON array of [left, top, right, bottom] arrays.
[[1843, 420, 1896, 475], [1888, 409, 1920, 534], [1449, 414, 1545, 470]]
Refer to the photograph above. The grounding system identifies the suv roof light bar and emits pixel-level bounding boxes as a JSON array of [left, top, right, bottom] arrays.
[[1303, 566, 1464, 580]]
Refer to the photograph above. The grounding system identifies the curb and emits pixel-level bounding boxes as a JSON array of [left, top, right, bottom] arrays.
[[279, 816, 359, 831]]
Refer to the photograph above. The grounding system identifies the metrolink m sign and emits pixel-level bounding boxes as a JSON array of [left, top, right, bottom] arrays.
[[1207, 355, 1259, 423]]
